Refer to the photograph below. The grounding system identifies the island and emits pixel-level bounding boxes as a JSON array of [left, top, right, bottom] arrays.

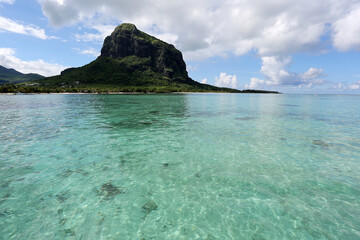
[[0, 23, 279, 94]]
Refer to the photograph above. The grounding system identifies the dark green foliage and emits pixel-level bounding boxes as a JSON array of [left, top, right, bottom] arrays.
[[241, 89, 280, 94], [36, 56, 246, 93], [0, 65, 44, 84], [0, 83, 278, 94]]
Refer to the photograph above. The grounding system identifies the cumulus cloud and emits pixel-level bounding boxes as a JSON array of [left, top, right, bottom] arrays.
[[0, 48, 68, 76], [215, 73, 238, 89], [38, 0, 360, 59], [349, 82, 360, 90], [245, 56, 325, 89], [332, 4, 360, 51], [246, 78, 265, 89], [153, 32, 178, 46], [74, 47, 99, 57], [74, 23, 179, 46], [75, 24, 116, 43], [186, 65, 197, 72], [0, 16, 47, 39], [201, 78, 207, 84], [331, 81, 360, 90]]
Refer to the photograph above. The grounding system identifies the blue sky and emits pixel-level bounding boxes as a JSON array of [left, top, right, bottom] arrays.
[[0, 0, 360, 93]]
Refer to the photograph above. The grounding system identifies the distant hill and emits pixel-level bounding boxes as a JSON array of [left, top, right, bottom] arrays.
[[37, 23, 278, 93], [0, 65, 44, 84]]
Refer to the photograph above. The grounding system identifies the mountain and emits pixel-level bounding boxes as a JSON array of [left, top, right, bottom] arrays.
[[37, 23, 253, 93], [0, 65, 44, 84], [2, 23, 278, 93]]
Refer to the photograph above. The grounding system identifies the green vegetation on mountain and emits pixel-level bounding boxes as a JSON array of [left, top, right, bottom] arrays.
[[0, 65, 44, 84], [0, 23, 279, 94]]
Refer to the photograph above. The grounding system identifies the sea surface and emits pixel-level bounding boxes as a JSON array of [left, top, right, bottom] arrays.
[[0, 93, 359, 239]]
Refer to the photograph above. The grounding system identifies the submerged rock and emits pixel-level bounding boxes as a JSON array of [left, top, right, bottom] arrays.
[[0, 209, 12, 218], [60, 169, 74, 178], [0, 193, 10, 204], [56, 191, 69, 203], [235, 116, 256, 121], [194, 173, 201, 178], [98, 182, 125, 200], [205, 234, 217, 240], [1, 180, 11, 188], [59, 218, 67, 226], [119, 158, 126, 167], [140, 121, 152, 125], [76, 169, 89, 176], [97, 212, 105, 226], [142, 200, 158, 215], [312, 140, 330, 147], [63, 228, 76, 237]]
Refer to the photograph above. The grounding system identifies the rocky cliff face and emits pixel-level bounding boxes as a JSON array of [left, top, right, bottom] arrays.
[[101, 23, 188, 79]]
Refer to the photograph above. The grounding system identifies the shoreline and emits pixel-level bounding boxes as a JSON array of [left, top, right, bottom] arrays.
[[0, 91, 279, 95]]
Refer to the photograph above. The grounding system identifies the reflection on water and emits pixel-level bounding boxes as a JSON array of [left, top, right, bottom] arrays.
[[97, 94, 188, 130], [0, 94, 359, 239]]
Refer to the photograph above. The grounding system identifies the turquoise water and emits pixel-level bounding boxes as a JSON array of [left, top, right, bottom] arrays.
[[0, 93, 359, 239]]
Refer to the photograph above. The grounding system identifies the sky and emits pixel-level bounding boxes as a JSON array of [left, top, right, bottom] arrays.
[[0, 0, 360, 93]]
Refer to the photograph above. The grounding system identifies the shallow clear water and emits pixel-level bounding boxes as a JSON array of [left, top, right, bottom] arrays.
[[0, 93, 359, 239]]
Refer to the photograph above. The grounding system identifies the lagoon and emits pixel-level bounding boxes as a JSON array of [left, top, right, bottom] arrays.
[[0, 94, 359, 239]]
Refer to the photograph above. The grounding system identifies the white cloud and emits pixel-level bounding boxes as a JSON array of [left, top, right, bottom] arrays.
[[215, 73, 238, 89], [332, 81, 360, 90], [38, 0, 360, 59], [153, 32, 178, 46], [75, 32, 103, 43], [75, 24, 116, 43], [301, 67, 324, 80], [0, 0, 14, 4], [245, 56, 325, 89], [74, 23, 179, 48], [349, 83, 360, 90], [74, 47, 99, 57], [332, 5, 360, 51], [201, 78, 207, 84], [187, 65, 197, 72], [0, 16, 47, 39], [246, 78, 265, 89], [0, 48, 68, 76]]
